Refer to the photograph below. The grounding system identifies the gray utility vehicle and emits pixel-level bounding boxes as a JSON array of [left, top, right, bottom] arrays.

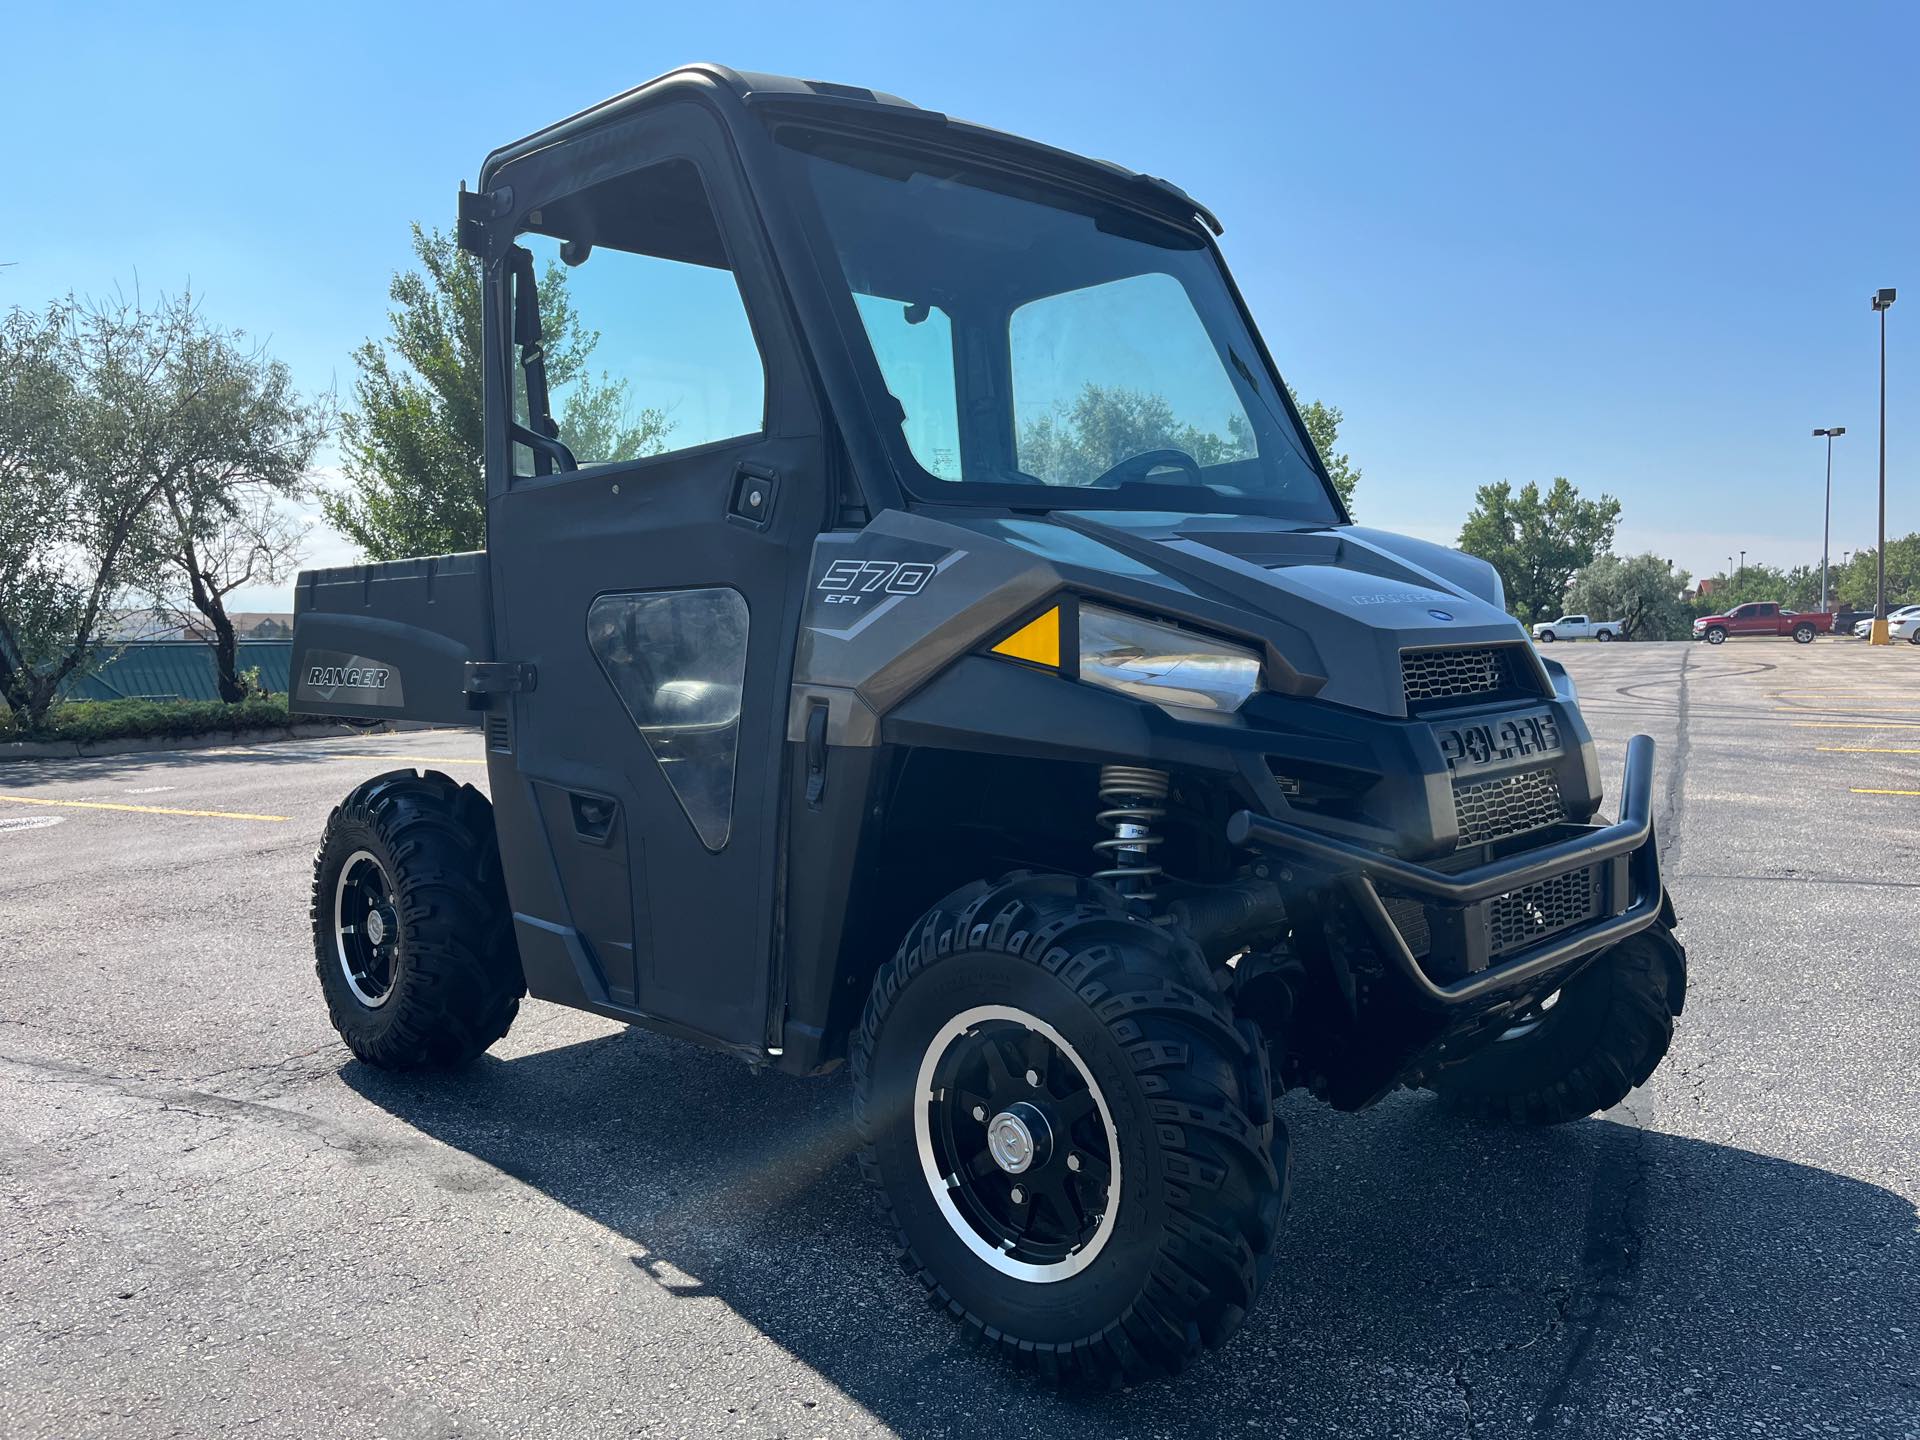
[[293, 65, 1686, 1385]]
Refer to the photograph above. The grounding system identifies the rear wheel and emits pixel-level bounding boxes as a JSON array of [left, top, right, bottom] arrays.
[[311, 769, 522, 1069], [1793, 623, 1816, 643], [1595, 629, 1613, 642], [1704, 626, 1727, 644], [853, 873, 1286, 1385], [1426, 920, 1686, 1125]]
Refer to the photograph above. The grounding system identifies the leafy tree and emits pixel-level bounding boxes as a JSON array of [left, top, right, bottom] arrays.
[[1564, 553, 1693, 640], [1691, 563, 1795, 614], [1832, 533, 1920, 610], [0, 297, 173, 726], [1288, 388, 1360, 513], [323, 226, 669, 561], [120, 294, 330, 700], [1457, 478, 1621, 625]]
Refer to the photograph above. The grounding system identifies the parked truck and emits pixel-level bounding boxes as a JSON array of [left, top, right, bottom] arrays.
[[1691, 602, 1831, 644], [290, 65, 1685, 1385], [1530, 613, 1624, 643]]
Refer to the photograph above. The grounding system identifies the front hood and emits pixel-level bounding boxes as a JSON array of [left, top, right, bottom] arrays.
[[972, 512, 1531, 716], [794, 508, 1539, 727]]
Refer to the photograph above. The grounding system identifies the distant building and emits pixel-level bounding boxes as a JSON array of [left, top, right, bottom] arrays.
[[105, 608, 294, 642]]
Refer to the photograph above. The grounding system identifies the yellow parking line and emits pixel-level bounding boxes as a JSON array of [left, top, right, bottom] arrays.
[[1790, 721, 1920, 729], [1772, 706, 1920, 713], [1817, 745, 1920, 753], [325, 754, 487, 766], [0, 794, 287, 822], [1851, 788, 1920, 797]]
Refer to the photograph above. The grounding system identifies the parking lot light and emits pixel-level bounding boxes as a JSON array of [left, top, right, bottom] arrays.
[[1869, 290, 1896, 642], [1814, 428, 1846, 612]]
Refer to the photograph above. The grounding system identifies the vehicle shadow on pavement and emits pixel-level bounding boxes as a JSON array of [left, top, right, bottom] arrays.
[[343, 1027, 1919, 1438]]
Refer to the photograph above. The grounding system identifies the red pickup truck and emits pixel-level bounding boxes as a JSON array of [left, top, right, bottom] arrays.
[[1692, 601, 1833, 644]]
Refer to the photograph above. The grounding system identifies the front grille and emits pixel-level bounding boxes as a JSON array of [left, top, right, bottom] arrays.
[[1488, 866, 1601, 956], [1452, 767, 1564, 847], [1382, 895, 1432, 957], [1402, 646, 1510, 704]]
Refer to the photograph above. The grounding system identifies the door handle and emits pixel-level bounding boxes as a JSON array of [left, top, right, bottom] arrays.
[[569, 792, 619, 844]]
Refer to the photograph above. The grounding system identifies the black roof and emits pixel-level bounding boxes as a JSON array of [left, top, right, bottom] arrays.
[[478, 63, 1221, 235]]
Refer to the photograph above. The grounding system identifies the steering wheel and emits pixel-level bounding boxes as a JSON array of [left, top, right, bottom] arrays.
[[1088, 448, 1204, 488]]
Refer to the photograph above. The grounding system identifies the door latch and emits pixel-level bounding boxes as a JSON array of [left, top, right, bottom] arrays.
[[464, 660, 538, 708], [728, 463, 779, 528]]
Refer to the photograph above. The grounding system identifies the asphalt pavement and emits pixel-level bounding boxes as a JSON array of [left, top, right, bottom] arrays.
[[3, 640, 1916, 1438]]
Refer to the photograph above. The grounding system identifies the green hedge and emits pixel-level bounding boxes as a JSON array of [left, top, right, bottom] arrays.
[[3, 695, 295, 744]]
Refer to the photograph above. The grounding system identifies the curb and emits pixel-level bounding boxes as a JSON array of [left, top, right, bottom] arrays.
[[0, 720, 448, 763]]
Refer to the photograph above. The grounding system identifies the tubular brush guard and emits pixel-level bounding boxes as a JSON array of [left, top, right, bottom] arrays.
[[1227, 734, 1663, 1008]]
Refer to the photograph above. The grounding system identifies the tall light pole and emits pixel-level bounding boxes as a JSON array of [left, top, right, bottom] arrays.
[[1739, 549, 1746, 585], [1870, 288, 1896, 643], [1814, 427, 1846, 611]]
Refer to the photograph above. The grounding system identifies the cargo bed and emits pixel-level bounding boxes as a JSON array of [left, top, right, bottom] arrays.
[[289, 552, 490, 726]]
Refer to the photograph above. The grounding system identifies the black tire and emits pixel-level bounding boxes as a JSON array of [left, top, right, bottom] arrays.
[[1426, 921, 1685, 1125], [311, 769, 523, 1069], [1595, 629, 1612, 642], [1704, 626, 1727, 645], [1537, 629, 1556, 643], [1793, 623, 1816, 644], [853, 873, 1286, 1385]]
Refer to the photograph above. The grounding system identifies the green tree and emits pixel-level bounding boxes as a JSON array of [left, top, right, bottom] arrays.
[[1832, 534, 1920, 610], [112, 293, 331, 700], [1288, 388, 1360, 513], [323, 226, 669, 561], [1691, 563, 1794, 614], [1457, 478, 1622, 625], [1565, 552, 1693, 640], [0, 297, 171, 725]]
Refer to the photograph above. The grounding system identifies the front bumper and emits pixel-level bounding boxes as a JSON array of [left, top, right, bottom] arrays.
[[1228, 734, 1662, 1008]]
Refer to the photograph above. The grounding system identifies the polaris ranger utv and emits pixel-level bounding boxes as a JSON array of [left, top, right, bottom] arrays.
[[292, 64, 1685, 1385]]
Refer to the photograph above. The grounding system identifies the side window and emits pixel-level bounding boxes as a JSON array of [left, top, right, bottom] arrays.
[[511, 158, 765, 476], [1009, 271, 1255, 486], [1757, 603, 1777, 617], [586, 588, 748, 851], [852, 294, 961, 480]]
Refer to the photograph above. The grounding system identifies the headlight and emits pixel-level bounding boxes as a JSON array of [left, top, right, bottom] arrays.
[[1078, 603, 1262, 713]]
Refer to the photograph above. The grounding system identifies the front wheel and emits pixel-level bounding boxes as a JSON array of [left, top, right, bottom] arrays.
[[1595, 629, 1613, 642], [1704, 626, 1727, 644], [1537, 630, 1556, 643], [311, 769, 523, 1069], [853, 874, 1286, 1385], [1793, 624, 1817, 644], [1426, 920, 1686, 1125]]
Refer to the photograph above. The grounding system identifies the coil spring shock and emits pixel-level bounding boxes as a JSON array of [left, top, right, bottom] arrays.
[[1093, 765, 1169, 897]]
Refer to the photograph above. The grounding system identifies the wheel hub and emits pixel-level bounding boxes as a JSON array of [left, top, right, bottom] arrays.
[[914, 1006, 1121, 1283], [334, 850, 400, 1009], [986, 1101, 1052, 1174]]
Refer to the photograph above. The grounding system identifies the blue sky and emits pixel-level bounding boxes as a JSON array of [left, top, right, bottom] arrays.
[[4, 1, 1915, 607]]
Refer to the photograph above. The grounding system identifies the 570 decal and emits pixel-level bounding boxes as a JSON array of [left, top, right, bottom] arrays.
[[815, 558, 936, 606]]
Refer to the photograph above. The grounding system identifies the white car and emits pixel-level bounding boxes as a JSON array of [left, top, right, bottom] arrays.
[[1531, 613, 1624, 643], [1855, 605, 1920, 637], [1892, 611, 1920, 644]]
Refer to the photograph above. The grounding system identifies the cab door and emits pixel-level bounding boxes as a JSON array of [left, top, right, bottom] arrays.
[[477, 104, 824, 1051]]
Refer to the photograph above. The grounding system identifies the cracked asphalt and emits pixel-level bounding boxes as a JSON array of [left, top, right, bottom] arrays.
[[3, 640, 1917, 1438]]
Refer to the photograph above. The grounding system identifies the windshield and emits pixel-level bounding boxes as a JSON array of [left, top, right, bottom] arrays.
[[784, 135, 1340, 521]]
